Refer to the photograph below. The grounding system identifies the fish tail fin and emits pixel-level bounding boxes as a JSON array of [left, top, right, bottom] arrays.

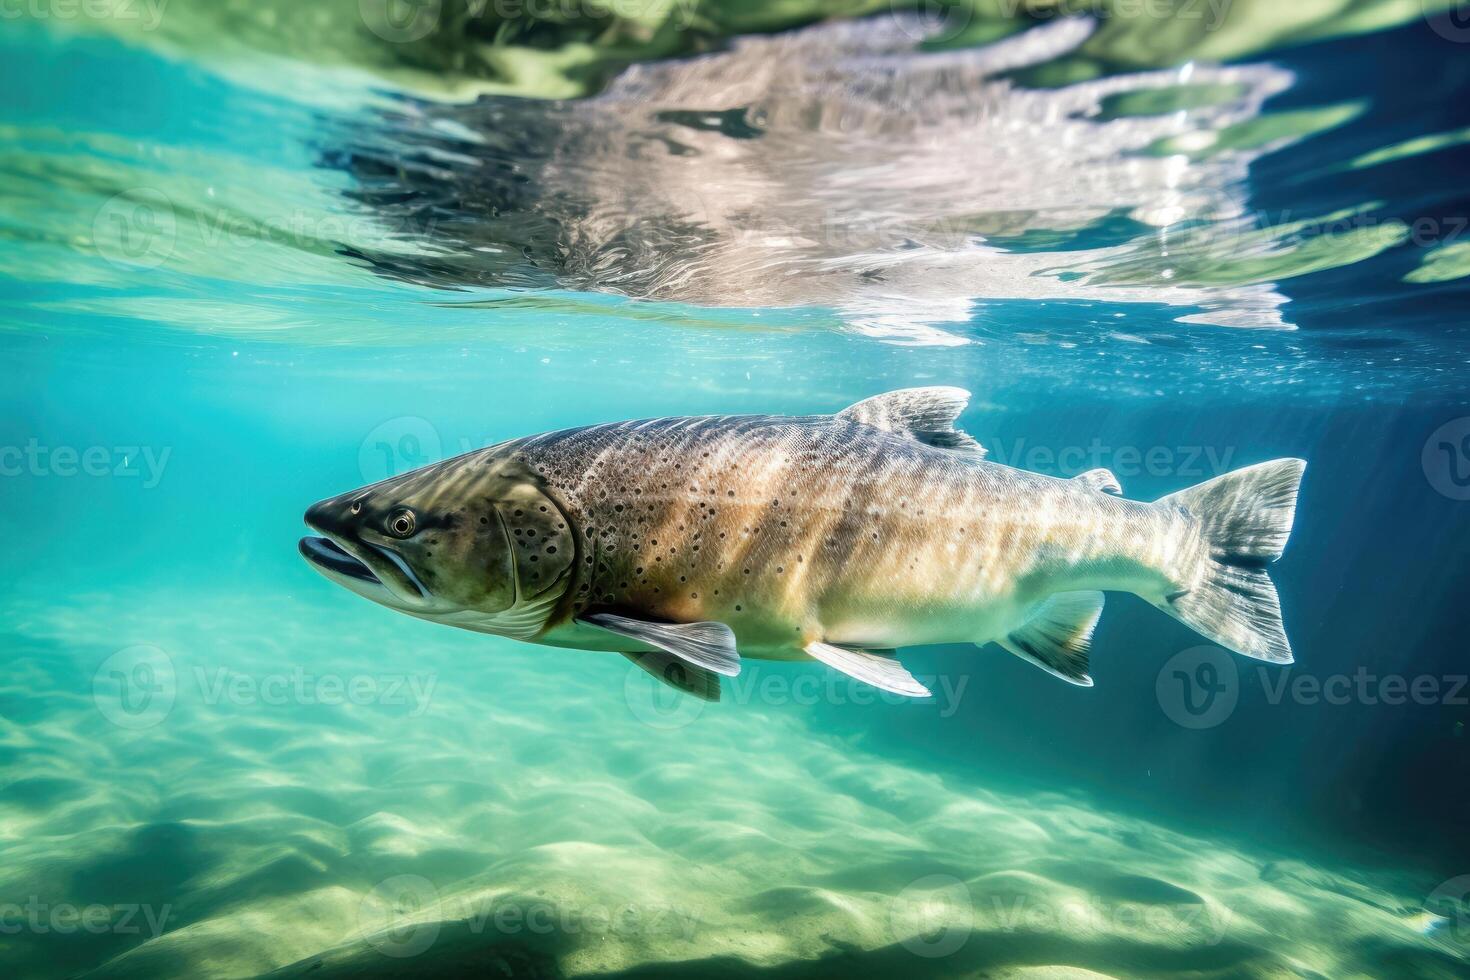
[[1155, 459, 1306, 664]]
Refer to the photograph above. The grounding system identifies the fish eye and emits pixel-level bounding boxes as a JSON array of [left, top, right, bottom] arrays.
[[350, 500, 363, 515], [387, 509, 416, 538]]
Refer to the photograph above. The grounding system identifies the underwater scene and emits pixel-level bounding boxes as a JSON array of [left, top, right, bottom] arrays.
[[4, 2, 1470, 977]]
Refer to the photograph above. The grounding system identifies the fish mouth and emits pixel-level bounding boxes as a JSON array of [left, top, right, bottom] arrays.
[[298, 532, 426, 607], [299, 536, 379, 585]]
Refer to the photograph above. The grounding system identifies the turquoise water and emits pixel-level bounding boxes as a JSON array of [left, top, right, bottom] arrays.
[[5, 6, 1470, 978]]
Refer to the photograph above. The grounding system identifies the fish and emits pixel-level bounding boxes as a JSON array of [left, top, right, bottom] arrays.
[[299, 387, 1305, 702]]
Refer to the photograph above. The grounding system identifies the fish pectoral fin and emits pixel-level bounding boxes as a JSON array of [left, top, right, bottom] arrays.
[[621, 650, 721, 702], [1074, 468, 1122, 495], [998, 590, 1104, 687], [804, 642, 931, 697], [579, 612, 741, 677], [836, 387, 985, 457]]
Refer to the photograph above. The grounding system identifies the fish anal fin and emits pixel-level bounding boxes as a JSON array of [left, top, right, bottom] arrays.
[[837, 387, 985, 457], [999, 591, 1104, 687], [580, 612, 741, 676], [622, 650, 721, 702], [804, 641, 931, 697], [1074, 468, 1122, 495]]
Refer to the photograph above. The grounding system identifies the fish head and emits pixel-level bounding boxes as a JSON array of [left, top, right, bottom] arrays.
[[299, 450, 576, 634]]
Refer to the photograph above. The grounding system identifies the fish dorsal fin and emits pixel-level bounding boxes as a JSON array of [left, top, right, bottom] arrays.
[[1074, 468, 1122, 495], [804, 642, 931, 697], [837, 387, 985, 457], [998, 591, 1104, 687], [622, 650, 721, 702], [580, 612, 741, 676]]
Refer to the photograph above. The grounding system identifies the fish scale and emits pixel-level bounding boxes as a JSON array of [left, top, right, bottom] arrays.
[[519, 413, 1156, 655], [302, 388, 1305, 697]]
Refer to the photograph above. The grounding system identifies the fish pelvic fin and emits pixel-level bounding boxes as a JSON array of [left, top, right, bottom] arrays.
[[622, 650, 721, 702], [804, 642, 931, 697], [999, 590, 1103, 687], [837, 387, 985, 456], [1155, 459, 1306, 664]]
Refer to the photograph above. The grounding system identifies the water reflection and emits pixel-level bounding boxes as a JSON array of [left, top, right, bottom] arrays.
[[332, 17, 1309, 343]]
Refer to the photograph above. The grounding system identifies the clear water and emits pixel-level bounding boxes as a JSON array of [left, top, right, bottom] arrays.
[[4, 4, 1470, 977]]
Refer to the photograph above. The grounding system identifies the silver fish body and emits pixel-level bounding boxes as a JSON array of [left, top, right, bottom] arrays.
[[517, 416, 1164, 654], [301, 388, 1305, 698]]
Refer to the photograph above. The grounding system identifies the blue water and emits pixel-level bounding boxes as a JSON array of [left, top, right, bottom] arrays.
[[4, 7, 1470, 978]]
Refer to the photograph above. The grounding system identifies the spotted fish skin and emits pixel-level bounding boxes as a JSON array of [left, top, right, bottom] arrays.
[[516, 413, 1179, 659], [302, 388, 1304, 693]]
